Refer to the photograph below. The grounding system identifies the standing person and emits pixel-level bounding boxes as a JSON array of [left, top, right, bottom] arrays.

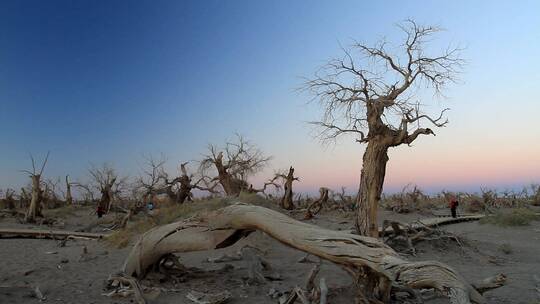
[[96, 205, 105, 218], [449, 195, 459, 218]]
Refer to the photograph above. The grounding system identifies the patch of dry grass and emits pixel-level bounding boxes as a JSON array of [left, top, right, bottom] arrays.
[[105, 192, 276, 248], [480, 208, 540, 227], [44, 205, 79, 218]]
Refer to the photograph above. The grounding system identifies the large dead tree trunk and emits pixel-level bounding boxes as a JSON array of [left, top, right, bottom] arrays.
[[25, 174, 43, 223], [303, 21, 463, 239], [99, 177, 116, 212], [356, 140, 389, 237], [121, 204, 485, 304], [280, 166, 297, 210], [214, 152, 246, 196], [65, 175, 73, 205]]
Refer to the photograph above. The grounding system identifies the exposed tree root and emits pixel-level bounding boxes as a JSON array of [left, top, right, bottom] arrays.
[[471, 274, 507, 294], [119, 204, 496, 304]]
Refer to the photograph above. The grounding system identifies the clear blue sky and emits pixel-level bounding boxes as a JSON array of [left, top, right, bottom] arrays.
[[1, 0, 539, 194]]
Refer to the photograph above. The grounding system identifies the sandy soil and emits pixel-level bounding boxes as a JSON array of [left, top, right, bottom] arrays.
[[1, 206, 539, 304]]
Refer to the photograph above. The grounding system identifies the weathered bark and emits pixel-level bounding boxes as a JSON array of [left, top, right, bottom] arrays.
[[121, 204, 485, 304], [305, 187, 329, 219], [356, 140, 389, 237], [214, 152, 246, 196], [280, 166, 297, 210], [99, 177, 116, 212], [25, 174, 43, 223], [65, 175, 73, 205], [176, 163, 194, 204]]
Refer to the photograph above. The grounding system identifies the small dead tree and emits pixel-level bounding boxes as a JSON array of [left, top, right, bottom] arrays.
[[200, 135, 271, 196], [304, 20, 463, 237], [43, 177, 62, 208], [20, 187, 30, 208], [0, 188, 16, 209], [136, 154, 167, 202], [137, 155, 219, 204], [175, 162, 219, 203], [21, 152, 49, 223], [274, 166, 300, 210], [88, 163, 124, 213], [305, 187, 329, 219]]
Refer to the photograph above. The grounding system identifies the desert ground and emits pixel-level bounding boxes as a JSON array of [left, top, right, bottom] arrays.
[[1, 197, 539, 304]]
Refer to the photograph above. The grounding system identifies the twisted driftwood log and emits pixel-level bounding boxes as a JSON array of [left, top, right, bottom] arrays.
[[121, 203, 485, 304]]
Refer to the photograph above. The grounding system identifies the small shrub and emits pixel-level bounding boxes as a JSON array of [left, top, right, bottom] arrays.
[[465, 199, 484, 213], [480, 208, 540, 227]]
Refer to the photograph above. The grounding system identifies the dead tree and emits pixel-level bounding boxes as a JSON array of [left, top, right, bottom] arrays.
[[303, 20, 463, 237], [200, 134, 271, 196], [120, 204, 498, 304], [65, 175, 73, 205], [73, 183, 95, 204], [20, 187, 30, 208], [175, 162, 218, 203], [1, 189, 16, 210], [21, 152, 49, 223], [305, 187, 329, 219], [246, 179, 280, 196], [137, 155, 218, 204], [88, 163, 124, 213], [273, 166, 299, 210], [43, 177, 62, 208], [136, 154, 167, 202]]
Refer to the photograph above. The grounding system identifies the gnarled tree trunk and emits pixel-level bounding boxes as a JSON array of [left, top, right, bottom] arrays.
[[280, 166, 296, 210], [25, 175, 43, 223], [65, 175, 73, 205], [99, 177, 116, 213], [355, 140, 389, 237], [121, 204, 485, 304]]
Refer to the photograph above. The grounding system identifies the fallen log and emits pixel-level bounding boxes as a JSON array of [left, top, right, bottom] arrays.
[[121, 203, 486, 304], [379, 214, 485, 236], [0, 228, 105, 240]]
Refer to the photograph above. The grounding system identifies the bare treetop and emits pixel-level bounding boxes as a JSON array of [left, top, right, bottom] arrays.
[[304, 20, 464, 144], [201, 134, 271, 182], [200, 134, 271, 196]]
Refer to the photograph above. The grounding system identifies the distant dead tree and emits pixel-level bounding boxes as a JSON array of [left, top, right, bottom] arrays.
[[65, 175, 73, 205], [305, 187, 329, 219], [332, 187, 356, 211], [73, 182, 95, 204], [136, 154, 167, 201], [137, 155, 218, 204], [272, 166, 299, 210], [21, 152, 49, 223], [43, 177, 62, 208], [20, 187, 30, 208], [200, 135, 271, 196], [304, 20, 463, 237], [0, 188, 16, 209], [88, 163, 126, 213]]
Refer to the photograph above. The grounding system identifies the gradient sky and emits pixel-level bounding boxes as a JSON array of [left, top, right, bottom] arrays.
[[1, 0, 539, 194]]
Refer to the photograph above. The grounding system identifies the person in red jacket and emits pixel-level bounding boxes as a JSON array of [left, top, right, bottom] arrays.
[[96, 205, 105, 218], [449, 195, 459, 218]]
